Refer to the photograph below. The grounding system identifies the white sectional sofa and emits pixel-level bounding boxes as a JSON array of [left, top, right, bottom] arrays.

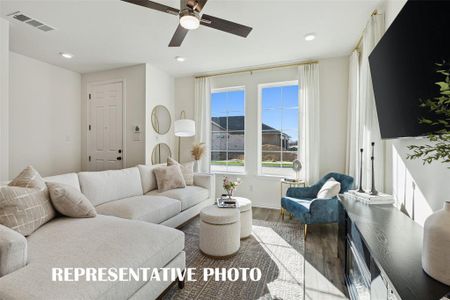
[[0, 165, 214, 300]]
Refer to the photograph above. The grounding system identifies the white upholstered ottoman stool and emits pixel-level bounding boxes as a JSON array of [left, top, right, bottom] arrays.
[[234, 197, 253, 239], [199, 205, 240, 258]]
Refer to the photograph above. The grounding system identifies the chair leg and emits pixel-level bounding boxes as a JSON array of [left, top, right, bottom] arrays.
[[280, 208, 285, 221], [304, 224, 308, 240], [289, 213, 293, 220]]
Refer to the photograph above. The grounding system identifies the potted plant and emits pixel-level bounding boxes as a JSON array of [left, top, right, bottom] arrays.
[[407, 62, 450, 285]]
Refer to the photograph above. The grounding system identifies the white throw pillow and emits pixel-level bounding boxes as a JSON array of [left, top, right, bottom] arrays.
[[317, 178, 341, 199]]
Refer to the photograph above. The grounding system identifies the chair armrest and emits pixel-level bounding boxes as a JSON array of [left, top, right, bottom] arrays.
[[309, 197, 334, 210], [286, 185, 319, 199], [0, 224, 27, 277], [194, 173, 215, 199]]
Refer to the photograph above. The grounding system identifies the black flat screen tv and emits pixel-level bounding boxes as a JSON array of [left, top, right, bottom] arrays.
[[369, 0, 450, 139]]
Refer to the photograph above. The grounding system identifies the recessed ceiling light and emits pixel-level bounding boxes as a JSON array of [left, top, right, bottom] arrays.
[[59, 52, 73, 59], [304, 33, 316, 41], [175, 56, 186, 62]]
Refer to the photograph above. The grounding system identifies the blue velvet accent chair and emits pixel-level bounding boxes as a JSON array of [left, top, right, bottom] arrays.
[[281, 173, 354, 237]]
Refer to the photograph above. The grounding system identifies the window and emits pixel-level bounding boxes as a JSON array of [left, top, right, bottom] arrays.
[[210, 88, 245, 173], [259, 82, 299, 176]]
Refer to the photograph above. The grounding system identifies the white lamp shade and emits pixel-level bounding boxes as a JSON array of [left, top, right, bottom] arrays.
[[174, 119, 195, 137]]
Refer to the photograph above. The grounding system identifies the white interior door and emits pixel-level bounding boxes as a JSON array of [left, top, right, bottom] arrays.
[[88, 81, 124, 171]]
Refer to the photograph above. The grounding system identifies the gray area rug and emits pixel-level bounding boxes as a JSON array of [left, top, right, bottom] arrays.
[[162, 217, 305, 300]]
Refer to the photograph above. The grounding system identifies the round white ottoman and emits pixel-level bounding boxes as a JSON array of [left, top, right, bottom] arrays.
[[234, 197, 253, 239], [199, 205, 240, 258]]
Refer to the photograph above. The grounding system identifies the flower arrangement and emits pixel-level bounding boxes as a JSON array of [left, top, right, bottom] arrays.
[[223, 177, 241, 199], [191, 143, 205, 161]]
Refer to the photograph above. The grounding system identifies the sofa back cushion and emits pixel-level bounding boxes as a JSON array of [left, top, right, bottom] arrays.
[[78, 167, 143, 206], [44, 173, 81, 191], [137, 164, 162, 193]]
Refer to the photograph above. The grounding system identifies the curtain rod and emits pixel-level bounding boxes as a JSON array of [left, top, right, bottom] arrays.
[[353, 9, 381, 52], [194, 60, 318, 79]]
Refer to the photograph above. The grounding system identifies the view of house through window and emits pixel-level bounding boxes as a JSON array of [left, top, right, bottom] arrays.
[[210, 88, 245, 173], [260, 82, 299, 176]]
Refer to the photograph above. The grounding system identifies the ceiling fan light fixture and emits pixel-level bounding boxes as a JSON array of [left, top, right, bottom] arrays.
[[179, 9, 200, 30]]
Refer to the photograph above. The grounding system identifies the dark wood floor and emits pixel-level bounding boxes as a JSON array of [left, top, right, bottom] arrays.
[[253, 207, 348, 300]]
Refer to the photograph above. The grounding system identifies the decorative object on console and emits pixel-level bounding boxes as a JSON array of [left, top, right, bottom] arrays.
[[174, 110, 195, 162], [191, 143, 205, 173], [292, 159, 302, 180], [422, 200, 450, 285], [344, 191, 394, 205], [369, 142, 378, 195], [223, 176, 241, 200], [357, 148, 365, 193]]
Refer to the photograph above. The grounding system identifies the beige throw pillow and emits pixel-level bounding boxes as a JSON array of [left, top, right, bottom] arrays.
[[47, 182, 96, 218], [317, 178, 341, 199], [167, 157, 194, 185], [8, 165, 46, 189], [154, 165, 186, 192], [0, 166, 55, 236]]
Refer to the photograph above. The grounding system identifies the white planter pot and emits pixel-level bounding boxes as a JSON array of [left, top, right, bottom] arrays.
[[193, 160, 199, 173], [422, 200, 450, 285]]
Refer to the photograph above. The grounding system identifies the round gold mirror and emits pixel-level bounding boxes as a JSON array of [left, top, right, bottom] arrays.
[[151, 143, 172, 164], [151, 105, 171, 135]]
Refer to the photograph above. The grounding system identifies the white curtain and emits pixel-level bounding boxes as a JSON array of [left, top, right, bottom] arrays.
[[298, 63, 320, 185], [194, 77, 211, 173], [345, 50, 360, 182], [357, 14, 385, 191]]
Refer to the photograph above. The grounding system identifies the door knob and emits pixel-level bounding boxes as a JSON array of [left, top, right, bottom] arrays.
[[117, 157, 122, 161]]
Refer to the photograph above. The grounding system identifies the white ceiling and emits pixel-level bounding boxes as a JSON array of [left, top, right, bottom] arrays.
[[1, 0, 381, 77]]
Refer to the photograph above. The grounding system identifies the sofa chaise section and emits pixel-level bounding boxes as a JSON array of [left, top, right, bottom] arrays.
[[0, 215, 185, 300]]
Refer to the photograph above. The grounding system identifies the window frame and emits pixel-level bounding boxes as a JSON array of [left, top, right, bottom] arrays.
[[210, 86, 246, 174], [257, 80, 300, 177]]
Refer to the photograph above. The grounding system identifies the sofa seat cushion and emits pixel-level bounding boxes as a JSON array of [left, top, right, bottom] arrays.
[[146, 186, 209, 211], [95, 196, 181, 224], [0, 215, 184, 300]]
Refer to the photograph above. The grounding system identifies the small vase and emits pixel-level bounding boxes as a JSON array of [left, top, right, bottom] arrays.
[[193, 160, 199, 173], [422, 200, 450, 285], [226, 190, 233, 200]]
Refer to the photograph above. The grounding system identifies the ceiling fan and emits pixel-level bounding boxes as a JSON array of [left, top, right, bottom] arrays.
[[121, 0, 253, 47]]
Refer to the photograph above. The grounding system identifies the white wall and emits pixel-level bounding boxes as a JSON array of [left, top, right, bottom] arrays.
[[9, 52, 81, 177], [381, 0, 450, 225], [175, 56, 349, 208], [145, 64, 175, 164], [0, 18, 9, 181], [81, 64, 146, 170]]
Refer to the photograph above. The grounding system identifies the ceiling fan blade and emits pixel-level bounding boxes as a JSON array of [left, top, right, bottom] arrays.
[[121, 0, 179, 15], [169, 25, 189, 47], [200, 14, 252, 38]]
